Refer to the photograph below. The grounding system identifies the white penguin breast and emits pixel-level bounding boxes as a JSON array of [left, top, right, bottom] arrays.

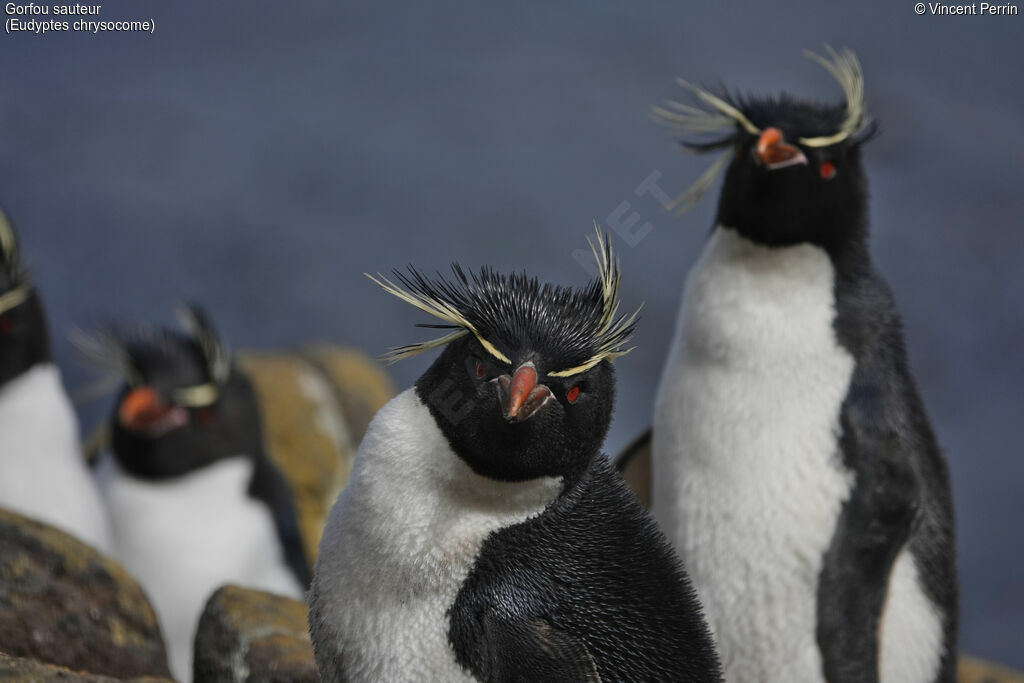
[[312, 388, 562, 683], [99, 454, 303, 682], [653, 227, 856, 682], [0, 364, 112, 554]]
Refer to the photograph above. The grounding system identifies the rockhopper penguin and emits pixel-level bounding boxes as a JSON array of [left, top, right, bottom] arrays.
[[0, 209, 112, 553], [644, 48, 958, 682], [78, 305, 308, 681], [308, 232, 722, 682]]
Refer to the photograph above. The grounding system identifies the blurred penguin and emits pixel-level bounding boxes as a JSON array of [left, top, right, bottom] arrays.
[[0, 208, 112, 553], [79, 305, 308, 681]]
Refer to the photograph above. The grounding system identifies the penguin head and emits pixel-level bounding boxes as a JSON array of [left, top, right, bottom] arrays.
[[655, 47, 878, 250], [715, 97, 875, 250], [0, 208, 50, 387], [373, 230, 639, 482], [81, 305, 261, 479]]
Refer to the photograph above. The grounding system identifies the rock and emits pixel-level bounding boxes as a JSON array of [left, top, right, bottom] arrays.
[[0, 652, 173, 682], [238, 346, 393, 567], [193, 585, 317, 683], [959, 655, 1024, 683], [301, 344, 396, 444], [0, 508, 171, 679], [615, 430, 652, 508]]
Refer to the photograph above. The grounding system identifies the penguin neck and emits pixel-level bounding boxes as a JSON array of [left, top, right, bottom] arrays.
[[0, 289, 52, 389], [714, 203, 872, 273], [349, 389, 563, 539], [0, 363, 76, 436]]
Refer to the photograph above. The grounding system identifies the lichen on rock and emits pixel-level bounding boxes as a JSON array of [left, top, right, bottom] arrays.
[[238, 346, 394, 568], [193, 585, 317, 683], [0, 508, 170, 679], [0, 652, 174, 682]]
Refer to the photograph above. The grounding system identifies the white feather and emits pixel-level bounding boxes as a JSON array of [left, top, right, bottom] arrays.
[[879, 548, 944, 683], [653, 227, 943, 681], [311, 388, 561, 683], [98, 454, 303, 682], [0, 364, 112, 554]]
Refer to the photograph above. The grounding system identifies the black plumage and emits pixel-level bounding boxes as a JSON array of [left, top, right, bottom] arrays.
[[0, 210, 50, 387], [388, 264, 635, 375], [448, 456, 722, 682]]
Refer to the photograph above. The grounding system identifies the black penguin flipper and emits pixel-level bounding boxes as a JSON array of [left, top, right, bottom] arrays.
[[614, 427, 652, 509], [816, 375, 921, 683], [249, 455, 313, 588], [479, 610, 600, 683]]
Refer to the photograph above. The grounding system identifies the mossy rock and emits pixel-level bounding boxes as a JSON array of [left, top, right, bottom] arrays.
[[238, 346, 393, 569], [193, 585, 317, 683], [0, 652, 174, 681], [301, 344, 395, 445], [0, 509, 170, 679]]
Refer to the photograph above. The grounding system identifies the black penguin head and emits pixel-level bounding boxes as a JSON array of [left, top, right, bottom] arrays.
[[655, 47, 878, 251], [373, 230, 638, 483], [0, 208, 50, 387], [80, 305, 261, 479]]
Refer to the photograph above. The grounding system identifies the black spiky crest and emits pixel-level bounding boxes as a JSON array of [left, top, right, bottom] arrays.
[[652, 46, 874, 214], [369, 228, 639, 377], [72, 303, 232, 407]]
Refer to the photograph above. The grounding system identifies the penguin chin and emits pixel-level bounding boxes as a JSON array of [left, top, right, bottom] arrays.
[[122, 405, 189, 438], [763, 153, 808, 171]]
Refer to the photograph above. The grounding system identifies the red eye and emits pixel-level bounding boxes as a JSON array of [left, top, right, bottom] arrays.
[[475, 362, 485, 379], [197, 407, 215, 426], [819, 161, 836, 180], [567, 386, 580, 404], [0, 316, 10, 334]]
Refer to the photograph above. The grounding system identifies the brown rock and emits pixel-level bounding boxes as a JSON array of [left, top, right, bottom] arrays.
[[0, 509, 171, 679], [0, 652, 173, 682], [615, 429, 652, 508], [239, 346, 394, 568], [238, 351, 355, 569], [959, 655, 1024, 683], [302, 344, 396, 444], [193, 585, 317, 683]]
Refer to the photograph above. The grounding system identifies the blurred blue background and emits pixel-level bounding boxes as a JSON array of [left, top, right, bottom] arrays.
[[2, 0, 1021, 668]]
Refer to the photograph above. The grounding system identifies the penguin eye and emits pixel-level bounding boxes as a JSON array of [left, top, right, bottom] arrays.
[[197, 407, 216, 426], [566, 385, 580, 404], [0, 315, 11, 334], [819, 161, 836, 180], [475, 362, 486, 379]]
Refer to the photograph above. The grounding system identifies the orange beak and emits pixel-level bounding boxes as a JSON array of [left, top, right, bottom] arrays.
[[756, 127, 808, 170], [118, 387, 187, 434], [496, 361, 554, 423], [506, 363, 538, 419]]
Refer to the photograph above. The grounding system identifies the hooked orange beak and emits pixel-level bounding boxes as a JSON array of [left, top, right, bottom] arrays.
[[756, 127, 808, 170], [118, 387, 187, 435], [494, 361, 554, 423]]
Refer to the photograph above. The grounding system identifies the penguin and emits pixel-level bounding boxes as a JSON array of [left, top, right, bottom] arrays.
[[0, 208, 112, 553], [79, 305, 309, 681], [308, 231, 722, 683], [641, 48, 958, 682]]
